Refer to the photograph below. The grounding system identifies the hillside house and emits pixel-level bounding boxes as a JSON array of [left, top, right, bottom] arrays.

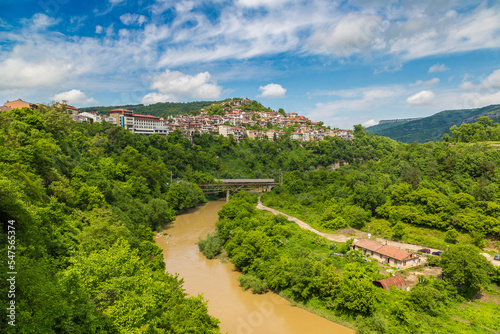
[[352, 239, 420, 269], [1, 99, 38, 111]]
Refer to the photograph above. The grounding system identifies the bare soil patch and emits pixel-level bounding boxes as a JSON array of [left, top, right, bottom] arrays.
[[402, 266, 443, 288]]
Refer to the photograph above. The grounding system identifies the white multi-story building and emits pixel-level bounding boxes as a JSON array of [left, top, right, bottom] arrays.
[[109, 109, 170, 137]]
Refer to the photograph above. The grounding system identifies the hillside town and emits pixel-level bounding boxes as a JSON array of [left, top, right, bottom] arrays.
[[1, 98, 353, 142]]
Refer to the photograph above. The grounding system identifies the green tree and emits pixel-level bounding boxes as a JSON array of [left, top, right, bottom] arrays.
[[440, 244, 493, 297]]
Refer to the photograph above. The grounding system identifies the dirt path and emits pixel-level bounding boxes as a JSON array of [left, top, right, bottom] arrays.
[[257, 199, 499, 266]]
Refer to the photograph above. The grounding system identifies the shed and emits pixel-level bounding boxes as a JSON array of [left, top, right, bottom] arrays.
[[373, 276, 408, 291]]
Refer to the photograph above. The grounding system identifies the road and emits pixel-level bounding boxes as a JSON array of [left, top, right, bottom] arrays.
[[256, 199, 500, 266]]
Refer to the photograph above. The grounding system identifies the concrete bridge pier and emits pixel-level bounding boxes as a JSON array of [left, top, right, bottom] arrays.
[[226, 189, 230, 202]]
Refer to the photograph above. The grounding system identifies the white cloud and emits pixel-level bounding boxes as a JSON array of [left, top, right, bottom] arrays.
[[120, 13, 148, 26], [459, 91, 500, 108], [407, 90, 435, 105], [459, 81, 476, 90], [141, 92, 177, 105], [237, 0, 290, 8], [145, 70, 222, 101], [109, 0, 126, 4], [52, 89, 97, 105], [428, 63, 450, 73], [388, 7, 500, 60], [22, 13, 60, 30], [480, 69, 500, 90], [410, 78, 440, 88], [305, 85, 405, 129], [95, 25, 104, 34], [259, 83, 287, 98], [308, 14, 386, 57], [363, 119, 377, 127], [455, 69, 500, 107], [0, 55, 73, 90]]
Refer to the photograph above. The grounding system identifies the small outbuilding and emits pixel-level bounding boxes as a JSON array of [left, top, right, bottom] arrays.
[[373, 276, 408, 291]]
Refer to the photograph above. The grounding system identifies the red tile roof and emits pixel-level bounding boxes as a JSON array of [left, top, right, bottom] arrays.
[[353, 239, 384, 252], [377, 245, 416, 262]]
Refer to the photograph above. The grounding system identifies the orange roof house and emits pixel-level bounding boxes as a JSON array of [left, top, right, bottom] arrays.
[[353, 239, 420, 268], [2, 99, 38, 111]]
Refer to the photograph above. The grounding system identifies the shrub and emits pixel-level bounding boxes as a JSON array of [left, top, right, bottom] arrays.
[[444, 228, 459, 244], [238, 274, 269, 294], [197, 232, 222, 259]]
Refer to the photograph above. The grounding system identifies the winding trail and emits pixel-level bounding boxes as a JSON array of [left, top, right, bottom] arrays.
[[256, 198, 499, 266]]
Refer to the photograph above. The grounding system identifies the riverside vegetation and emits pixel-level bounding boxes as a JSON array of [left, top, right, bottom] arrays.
[[201, 191, 499, 333], [1, 104, 500, 333]]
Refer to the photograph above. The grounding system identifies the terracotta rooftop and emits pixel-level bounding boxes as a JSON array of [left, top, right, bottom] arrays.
[[353, 239, 384, 252], [377, 245, 416, 262]]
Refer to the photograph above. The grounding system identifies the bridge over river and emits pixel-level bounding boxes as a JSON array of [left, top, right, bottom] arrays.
[[197, 179, 280, 201]]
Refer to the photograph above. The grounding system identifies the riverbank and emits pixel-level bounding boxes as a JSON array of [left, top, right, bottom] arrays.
[[155, 200, 356, 334]]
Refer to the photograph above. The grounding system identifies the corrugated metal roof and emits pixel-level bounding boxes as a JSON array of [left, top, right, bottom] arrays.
[[373, 276, 408, 291]]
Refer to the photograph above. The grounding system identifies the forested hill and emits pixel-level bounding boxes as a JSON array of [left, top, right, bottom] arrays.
[[0, 104, 392, 332], [80, 100, 217, 117], [366, 104, 500, 143]]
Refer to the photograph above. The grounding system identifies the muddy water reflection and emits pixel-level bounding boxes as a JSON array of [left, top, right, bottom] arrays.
[[155, 200, 354, 334]]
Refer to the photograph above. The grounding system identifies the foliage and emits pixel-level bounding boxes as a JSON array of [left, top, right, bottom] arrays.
[[238, 274, 269, 294], [0, 107, 221, 332], [440, 244, 494, 297], [197, 232, 222, 259]]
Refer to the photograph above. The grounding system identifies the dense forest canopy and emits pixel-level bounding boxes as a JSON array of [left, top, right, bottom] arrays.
[[1, 103, 500, 333]]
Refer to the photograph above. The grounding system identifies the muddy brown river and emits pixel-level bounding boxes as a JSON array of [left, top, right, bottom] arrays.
[[155, 200, 355, 334]]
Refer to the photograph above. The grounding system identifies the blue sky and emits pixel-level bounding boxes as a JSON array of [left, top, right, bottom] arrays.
[[1, 0, 500, 129]]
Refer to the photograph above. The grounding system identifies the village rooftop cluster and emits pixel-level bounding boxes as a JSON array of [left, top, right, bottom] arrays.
[[1, 98, 353, 142]]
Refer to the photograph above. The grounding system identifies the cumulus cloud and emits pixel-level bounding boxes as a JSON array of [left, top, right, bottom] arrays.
[[28, 13, 60, 30], [52, 89, 97, 105], [460, 91, 500, 107], [456, 69, 500, 107], [144, 70, 222, 102], [363, 119, 377, 127], [410, 78, 440, 88], [141, 92, 177, 105], [480, 69, 500, 90], [428, 63, 450, 73], [308, 14, 386, 57], [407, 90, 435, 105], [120, 13, 148, 26], [259, 83, 287, 98], [95, 25, 104, 34], [0, 55, 73, 90]]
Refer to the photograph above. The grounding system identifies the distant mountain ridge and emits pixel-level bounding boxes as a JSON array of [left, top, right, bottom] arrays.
[[366, 104, 500, 143]]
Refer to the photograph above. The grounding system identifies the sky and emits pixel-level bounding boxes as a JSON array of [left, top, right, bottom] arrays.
[[1, 0, 500, 129]]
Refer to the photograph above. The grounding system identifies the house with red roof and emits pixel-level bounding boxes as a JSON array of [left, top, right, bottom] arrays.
[[352, 239, 420, 269]]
